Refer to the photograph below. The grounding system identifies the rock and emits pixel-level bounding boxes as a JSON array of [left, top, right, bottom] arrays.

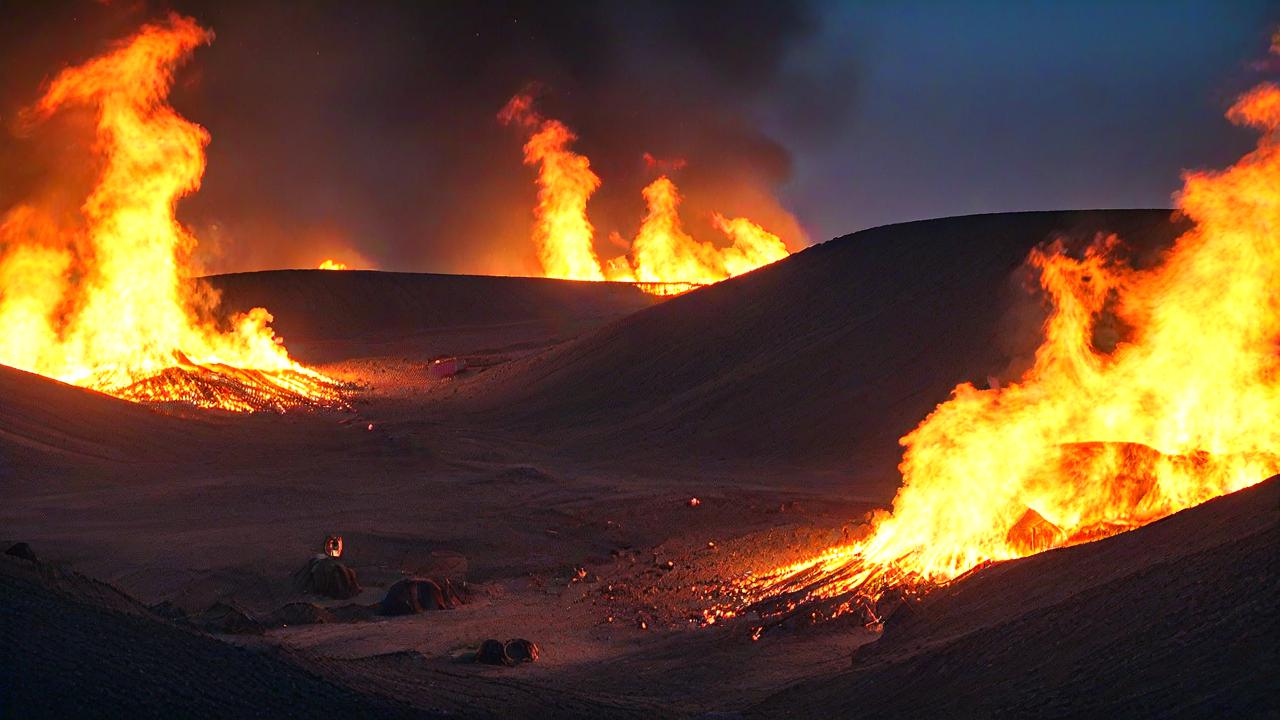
[[270, 602, 335, 627], [293, 556, 361, 600], [473, 638, 540, 666], [4, 542, 36, 563], [475, 639, 509, 665], [503, 638, 539, 663], [380, 577, 460, 616]]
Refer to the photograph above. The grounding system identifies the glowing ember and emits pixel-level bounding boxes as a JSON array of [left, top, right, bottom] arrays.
[[733, 56, 1280, 626], [499, 94, 791, 295], [0, 16, 341, 412], [318, 259, 349, 270]]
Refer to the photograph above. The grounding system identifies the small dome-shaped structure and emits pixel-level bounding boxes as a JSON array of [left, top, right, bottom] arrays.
[[379, 577, 460, 615], [293, 556, 361, 600]]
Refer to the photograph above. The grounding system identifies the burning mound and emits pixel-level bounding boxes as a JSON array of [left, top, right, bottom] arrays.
[[731, 56, 1280, 627], [499, 93, 792, 295], [0, 16, 339, 412]]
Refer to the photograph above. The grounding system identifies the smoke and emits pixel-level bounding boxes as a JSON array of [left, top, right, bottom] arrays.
[[0, 1, 854, 277]]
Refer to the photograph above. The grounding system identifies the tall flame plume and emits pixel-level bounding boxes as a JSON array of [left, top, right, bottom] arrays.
[[499, 94, 790, 294], [0, 16, 340, 412], [732, 59, 1280, 626]]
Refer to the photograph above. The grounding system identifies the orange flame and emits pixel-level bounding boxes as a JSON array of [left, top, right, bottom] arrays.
[[318, 259, 348, 270], [739, 61, 1280, 620], [498, 94, 605, 281], [500, 94, 790, 294], [0, 16, 339, 411]]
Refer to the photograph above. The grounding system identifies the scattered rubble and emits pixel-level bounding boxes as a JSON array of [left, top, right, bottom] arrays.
[[474, 638, 540, 666]]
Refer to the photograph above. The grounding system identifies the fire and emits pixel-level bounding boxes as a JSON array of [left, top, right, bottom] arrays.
[[736, 61, 1280, 624], [0, 16, 340, 412], [497, 94, 605, 281], [318, 259, 348, 270], [499, 94, 790, 294]]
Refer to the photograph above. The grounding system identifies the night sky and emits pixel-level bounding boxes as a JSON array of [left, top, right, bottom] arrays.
[[1, 0, 1277, 276]]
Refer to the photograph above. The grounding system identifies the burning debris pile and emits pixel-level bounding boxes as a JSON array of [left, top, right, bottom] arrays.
[[0, 16, 341, 412], [499, 94, 791, 295], [725, 57, 1280, 631]]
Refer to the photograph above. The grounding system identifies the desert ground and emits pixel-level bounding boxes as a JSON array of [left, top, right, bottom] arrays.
[[2, 211, 1276, 718]]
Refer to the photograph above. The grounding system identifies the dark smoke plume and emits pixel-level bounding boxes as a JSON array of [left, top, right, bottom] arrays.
[[0, 0, 854, 276]]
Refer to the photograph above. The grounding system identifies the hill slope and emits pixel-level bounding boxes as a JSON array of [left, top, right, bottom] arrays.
[[749, 476, 1279, 718], [207, 270, 658, 363], [463, 210, 1187, 492], [0, 554, 436, 719]]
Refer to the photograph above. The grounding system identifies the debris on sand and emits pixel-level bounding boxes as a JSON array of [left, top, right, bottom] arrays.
[[4, 542, 36, 563], [294, 555, 362, 600], [474, 638, 541, 666], [380, 577, 461, 615], [270, 602, 336, 627], [427, 356, 466, 380]]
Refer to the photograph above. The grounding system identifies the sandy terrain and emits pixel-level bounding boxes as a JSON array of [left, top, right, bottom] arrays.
[[2, 211, 1273, 718]]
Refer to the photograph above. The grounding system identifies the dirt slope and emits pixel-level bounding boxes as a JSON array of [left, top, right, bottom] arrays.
[[461, 210, 1187, 494], [0, 554, 438, 719], [0, 364, 189, 464], [207, 270, 658, 363], [749, 477, 1280, 719]]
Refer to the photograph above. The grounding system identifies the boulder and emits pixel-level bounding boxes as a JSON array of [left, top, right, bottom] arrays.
[[380, 577, 460, 616], [293, 556, 361, 600], [4, 542, 36, 563], [475, 639, 509, 665], [503, 638, 540, 663], [474, 638, 541, 666]]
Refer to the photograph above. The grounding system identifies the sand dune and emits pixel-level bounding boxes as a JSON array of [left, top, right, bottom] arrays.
[[207, 270, 658, 363], [0, 365, 207, 491], [460, 210, 1186, 495]]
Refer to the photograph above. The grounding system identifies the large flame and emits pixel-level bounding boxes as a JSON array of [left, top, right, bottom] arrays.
[[499, 94, 790, 294], [0, 16, 339, 412], [735, 65, 1280, 623]]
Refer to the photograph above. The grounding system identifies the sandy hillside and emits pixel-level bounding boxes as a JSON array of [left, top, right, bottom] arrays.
[[453, 210, 1187, 495], [3, 210, 1270, 718]]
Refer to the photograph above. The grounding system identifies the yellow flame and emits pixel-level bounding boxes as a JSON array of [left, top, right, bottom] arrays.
[[0, 16, 339, 411], [499, 94, 790, 294], [318, 259, 348, 270], [740, 69, 1280, 617]]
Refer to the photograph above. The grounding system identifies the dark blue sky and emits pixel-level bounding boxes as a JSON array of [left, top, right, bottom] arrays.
[[775, 1, 1280, 241]]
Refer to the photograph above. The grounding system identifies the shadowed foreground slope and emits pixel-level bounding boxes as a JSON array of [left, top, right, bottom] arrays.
[[750, 477, 1280, 719], [0, 555, 436, 719], [465, 210, 1187, 491]]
